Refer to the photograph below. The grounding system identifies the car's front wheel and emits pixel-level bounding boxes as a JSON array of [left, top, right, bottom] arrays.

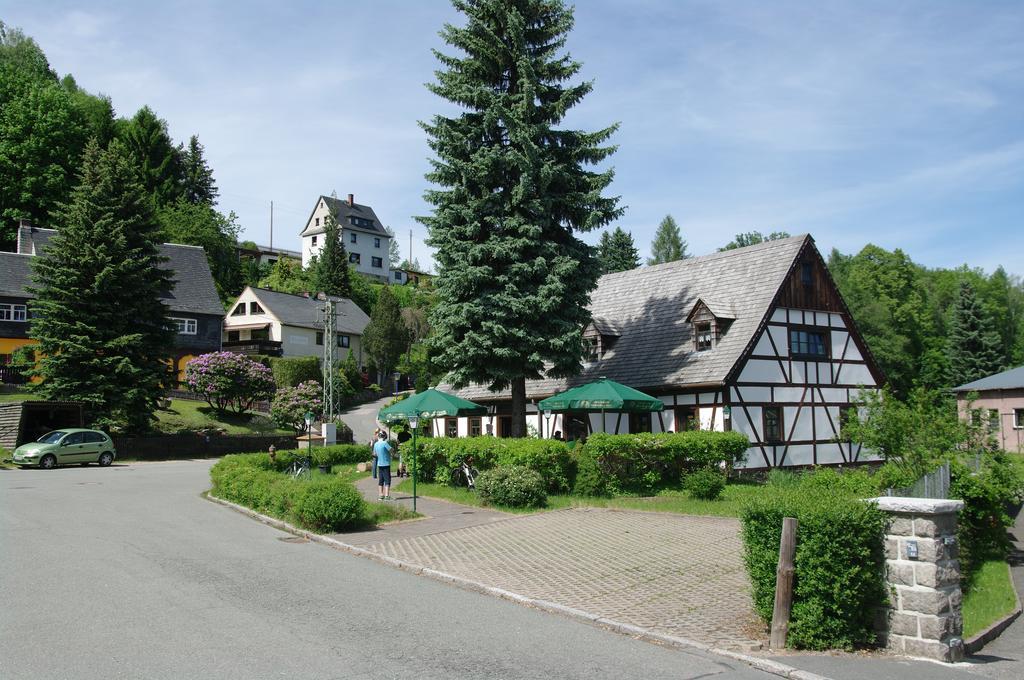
[[98, 452, 114, 467], [39, 454, 57, 470]]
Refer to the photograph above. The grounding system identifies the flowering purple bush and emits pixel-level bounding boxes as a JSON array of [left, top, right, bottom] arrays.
[[184, 352, 276, 415], [271, 380, 324, 433]]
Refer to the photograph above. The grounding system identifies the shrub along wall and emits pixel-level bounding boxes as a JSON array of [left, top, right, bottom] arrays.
[[269, 356, 322, 388], [740, 480, 889, 651], [209, 452, 367, 532], [410, 437, 575, 493], [574, 431, 750, 496]]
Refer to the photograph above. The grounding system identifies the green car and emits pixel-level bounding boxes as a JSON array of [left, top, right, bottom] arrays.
[[12, 429, 116, 469]]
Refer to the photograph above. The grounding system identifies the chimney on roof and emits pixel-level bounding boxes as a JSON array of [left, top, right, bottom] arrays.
[[19, 217, 32, 229], [347, 193, 354, 207]]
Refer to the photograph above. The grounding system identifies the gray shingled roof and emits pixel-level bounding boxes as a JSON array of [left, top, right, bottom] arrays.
[[300, 195, 389, 237], [953, 365, 1024, 392], [443, 235, 811, 402], [249, 288, 370, 335], [3, 227, 224, 317]]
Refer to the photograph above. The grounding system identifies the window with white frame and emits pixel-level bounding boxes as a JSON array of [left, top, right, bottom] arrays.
[[171, 317, 197, 335], [311, 235, 318, 247], [1015, 409, 1024, 429], [0, 304, 27, 322]]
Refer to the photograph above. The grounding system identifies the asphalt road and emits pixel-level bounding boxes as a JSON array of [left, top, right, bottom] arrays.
[[1, 460, 778, 680]]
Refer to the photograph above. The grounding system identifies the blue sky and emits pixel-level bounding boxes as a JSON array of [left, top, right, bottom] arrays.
[[6, 0, 1024, 275]]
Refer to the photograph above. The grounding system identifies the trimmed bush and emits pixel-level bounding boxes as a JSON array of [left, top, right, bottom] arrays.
[[293, 478, 366, 532], [411, 437, 574, 492], [477, 465, 547, 508], [269, 356, 321, 388], [740, 489, 888, 650], [684, 468, 726, 500], [577, 431, 749, 495]]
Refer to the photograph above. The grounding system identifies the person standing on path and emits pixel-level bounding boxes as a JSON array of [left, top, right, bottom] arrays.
[[373, 431, 393, 500]]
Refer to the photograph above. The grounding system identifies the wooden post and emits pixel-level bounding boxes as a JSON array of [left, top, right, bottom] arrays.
[[769, 517, 798, 650]]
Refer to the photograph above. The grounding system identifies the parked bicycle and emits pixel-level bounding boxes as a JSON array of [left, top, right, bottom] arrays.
[[450, 457, 480, 490], [287, 455, 311, 479]]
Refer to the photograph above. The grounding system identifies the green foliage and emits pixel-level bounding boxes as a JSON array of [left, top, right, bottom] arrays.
[[476, 465, 547, 508], [741, 489, 888, 650], [719, 231, 791, 251], [309, 213, 351, 298], [271, 381, 323, 434], [575, 431, 749, 495], [598, 227, 640, 274], [647, 214, 688, 264], [347, 270, 378, 315], [184, 352, 276, 415], [118, 106, 184, 207], [27, 139, 174, 432], [293, 479, 366, 532], [951, 454, 1024, 586], [421, 0, 622, 436], [947, 280, 1004, 387], [410, 436, 575, 492], [362, 285, 410, 380], [210, 453, 367, 532], [573, 446, 609, 496], [180, 134, 218, 205], [157, 199, 242, 300], [269, 356, 321, 388], [259, 257, 312, 295], [684, 468, 726, 500]]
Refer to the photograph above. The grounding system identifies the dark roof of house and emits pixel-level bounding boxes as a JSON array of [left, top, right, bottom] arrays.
[[5, 226, 224, 317], [953, 365, 1024, 392], [300, 195, 390, 238], [442, 235, 812, 401], [248, 287, 370, 335]]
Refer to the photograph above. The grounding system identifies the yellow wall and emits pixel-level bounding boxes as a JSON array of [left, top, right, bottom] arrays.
[[0, 338, 34, 355]]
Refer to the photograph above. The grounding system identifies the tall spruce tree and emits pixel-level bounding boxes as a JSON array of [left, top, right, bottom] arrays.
[[421, 0, 622, 435], [119, 106, 183, 206], [598, 226, 640, 274], [361, 285, 411, 385], [181, 134, 218, 205], [310, 213, 351, 297], [948, 280, 1003, 387], [29, 139, 174, 432], [647, 214, 688, 264]]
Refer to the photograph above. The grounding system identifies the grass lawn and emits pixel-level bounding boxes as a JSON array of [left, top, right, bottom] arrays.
[[0, 389, 32, 402], [152, 399, 292, 436], [393, 478, 764, 517], [962, 559, 1020, 638]]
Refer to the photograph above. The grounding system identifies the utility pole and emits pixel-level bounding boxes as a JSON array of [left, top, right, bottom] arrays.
[[269, 200, 274, 251], [319, 294, 337, 421], [409, 229, 413, 269]]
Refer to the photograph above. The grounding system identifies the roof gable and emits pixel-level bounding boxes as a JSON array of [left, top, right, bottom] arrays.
[[953, 365, 1024, 392], [247, 287, 370, 335], [300, 194, 390, 237]]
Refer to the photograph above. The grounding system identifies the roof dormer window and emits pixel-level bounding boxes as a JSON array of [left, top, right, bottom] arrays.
[[695, 322, 713, 351], [583, 317, 620, 362], [685, 298, 736, 353]]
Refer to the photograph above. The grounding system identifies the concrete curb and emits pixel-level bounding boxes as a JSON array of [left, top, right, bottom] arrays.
[[206, 492, 834, 680], [964, 561, 1022, 655]]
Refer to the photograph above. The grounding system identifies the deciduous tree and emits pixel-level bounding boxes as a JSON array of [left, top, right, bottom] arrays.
[[647, 215, 687, 264]]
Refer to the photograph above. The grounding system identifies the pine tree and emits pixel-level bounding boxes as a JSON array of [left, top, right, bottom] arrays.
[[310, 213, 351, 297], [29, 139, 175, 432], [948, 280, 1003, 387], [647, 215, 688, 264], [119, 106, 183, 206], [421, 0, 622, 435], [361, 286, 411, 384], [388, 230, 401, 267], [181, 134, 218, 205], [598, 227, 640, 274]]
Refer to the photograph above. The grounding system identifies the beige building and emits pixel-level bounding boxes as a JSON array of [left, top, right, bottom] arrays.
[[222, 287, 369, 368], [953, 365, 1024, 453]]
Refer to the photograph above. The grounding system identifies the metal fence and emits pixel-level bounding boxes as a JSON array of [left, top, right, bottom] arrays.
[[884, 461, 951, 499]]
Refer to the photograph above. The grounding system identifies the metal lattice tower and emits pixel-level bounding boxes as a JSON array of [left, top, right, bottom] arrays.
[[319, 294, 337, 421]]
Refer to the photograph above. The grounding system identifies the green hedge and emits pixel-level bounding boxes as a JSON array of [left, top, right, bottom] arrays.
[[210, 452, 367, 532], [269, 356, 321, 388], [575, 431, 749, 495], [477, 466, 547, 508], [409, 437, 575, 493], [740, 488, 887, 650], [246, 444, 371, 473]]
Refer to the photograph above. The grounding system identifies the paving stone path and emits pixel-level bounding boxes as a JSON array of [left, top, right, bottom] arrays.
[[361, 505, 762, 650]]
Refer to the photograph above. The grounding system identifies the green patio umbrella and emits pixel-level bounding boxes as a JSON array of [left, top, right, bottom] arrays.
[[376, 389, 487, 511], [538, 378, 664, 436]]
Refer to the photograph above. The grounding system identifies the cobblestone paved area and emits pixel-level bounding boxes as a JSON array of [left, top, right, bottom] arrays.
[[364, 507, 763, 650]]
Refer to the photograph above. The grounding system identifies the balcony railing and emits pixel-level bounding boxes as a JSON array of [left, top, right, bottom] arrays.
[[222, 340, 284, 357]]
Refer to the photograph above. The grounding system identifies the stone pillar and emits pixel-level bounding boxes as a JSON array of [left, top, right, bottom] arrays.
[[872, 497, 965, 662]]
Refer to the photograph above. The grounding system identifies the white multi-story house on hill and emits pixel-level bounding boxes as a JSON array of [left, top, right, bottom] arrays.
[[439, 235, 885, 470], [300, 193, 392, 282]]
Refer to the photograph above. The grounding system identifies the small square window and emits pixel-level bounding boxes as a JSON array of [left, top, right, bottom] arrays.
[[394, 271, 402, 280], [763, 406, 784, 442], [695, 322, 713, 351], [171, 317, 197, 335], [311, 235, 318, 247], [336, 334, 350, 348], [374, 237, 381, 248], [790, 329, 827, 358], [349, 252, 361, 265], [446, 418, 458, 438], [315, 217, 320, 227], [315, 331, 324, 346], [371, 256, 383, 268], [469, 418, 482, 437], [350, 233, 357, 244]]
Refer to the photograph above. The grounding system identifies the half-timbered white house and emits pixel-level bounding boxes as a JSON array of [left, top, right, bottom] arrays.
[[437, 235, 884, 469]]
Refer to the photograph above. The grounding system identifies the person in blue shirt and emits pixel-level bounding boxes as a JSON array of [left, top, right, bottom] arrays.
[[373, 431, 393, 500]]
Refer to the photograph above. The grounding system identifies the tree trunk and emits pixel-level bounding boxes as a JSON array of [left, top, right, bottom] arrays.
[[511, 375, 527, 438]]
